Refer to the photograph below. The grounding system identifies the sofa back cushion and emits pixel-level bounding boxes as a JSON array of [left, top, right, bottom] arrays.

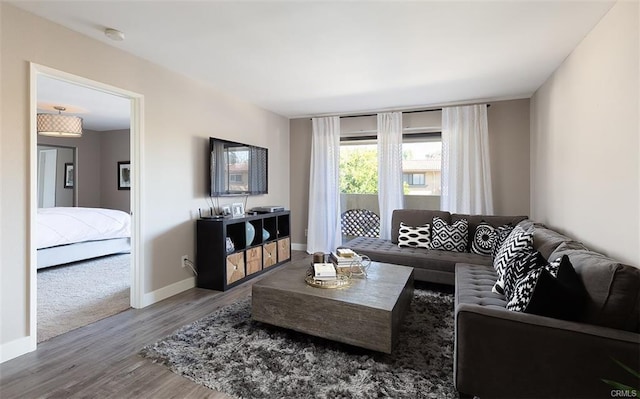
[[550, 242, 640, 332], [452, 214, 528, 251], [391, 210, 451, 244], [533, 226, 587, 260]]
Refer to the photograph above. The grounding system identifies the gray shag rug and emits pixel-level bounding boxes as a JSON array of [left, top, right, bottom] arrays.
[[140, 289, 458, 399]]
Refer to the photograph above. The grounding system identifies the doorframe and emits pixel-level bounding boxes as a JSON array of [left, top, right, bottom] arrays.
[[29, 63, 145, 347]]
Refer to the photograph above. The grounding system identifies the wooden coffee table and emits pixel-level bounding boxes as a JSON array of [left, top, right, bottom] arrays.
[[251, 260, 414, 353]]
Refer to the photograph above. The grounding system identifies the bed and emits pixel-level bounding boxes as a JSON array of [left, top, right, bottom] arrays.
[[37, 207, 131, 269]]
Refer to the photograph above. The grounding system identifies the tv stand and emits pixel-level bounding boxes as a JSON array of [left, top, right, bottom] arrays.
[[196, 210, 290, 291]]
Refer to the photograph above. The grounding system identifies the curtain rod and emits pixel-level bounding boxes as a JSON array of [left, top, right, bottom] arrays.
[[310, 103, 490, 120]]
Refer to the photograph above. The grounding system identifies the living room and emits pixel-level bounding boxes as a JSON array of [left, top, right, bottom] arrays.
[[1, 1, 638, 397]]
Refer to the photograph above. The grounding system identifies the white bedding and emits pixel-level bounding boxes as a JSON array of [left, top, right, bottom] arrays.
[[37, 207, 131, 250]]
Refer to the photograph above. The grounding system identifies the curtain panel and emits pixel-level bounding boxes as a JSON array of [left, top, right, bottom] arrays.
[[441, 104, 494, 214], [377, 112, 405, 240], [307, 117, 342, 253]]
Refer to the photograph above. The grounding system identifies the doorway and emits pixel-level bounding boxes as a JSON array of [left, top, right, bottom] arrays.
[[29, 63, 144, 345]]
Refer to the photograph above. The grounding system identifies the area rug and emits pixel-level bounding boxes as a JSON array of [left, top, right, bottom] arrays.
[[140, 289, 458, 399], [38, 254, 130, 342]]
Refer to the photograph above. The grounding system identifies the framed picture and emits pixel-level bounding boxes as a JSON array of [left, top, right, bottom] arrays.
[[117, 161, 131, 190], [231, 202, 244, 218], [64, 163, 74, 189], [221, 205, 232, 216]]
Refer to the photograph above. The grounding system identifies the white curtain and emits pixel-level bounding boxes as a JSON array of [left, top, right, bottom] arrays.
[[377, 112, 405, 240], [440, 104, 494, 214], [307, 116, 342, 254]]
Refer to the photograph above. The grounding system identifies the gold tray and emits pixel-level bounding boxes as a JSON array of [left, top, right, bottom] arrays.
[[304, 274, 352, 289]]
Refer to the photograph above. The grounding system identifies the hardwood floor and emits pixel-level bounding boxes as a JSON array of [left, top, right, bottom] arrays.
[[0, 251, 309, 399]]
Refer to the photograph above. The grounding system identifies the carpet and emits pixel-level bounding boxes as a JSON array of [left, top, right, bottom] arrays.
[[37, 254, 130, 342], [140, 289, 458, 399]]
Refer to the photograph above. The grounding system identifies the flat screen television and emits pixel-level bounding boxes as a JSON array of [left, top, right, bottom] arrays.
[[209, 137, 268, 196]]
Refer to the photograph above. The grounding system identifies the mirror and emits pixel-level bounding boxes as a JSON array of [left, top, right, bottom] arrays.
[[37, 145, 76, 207]]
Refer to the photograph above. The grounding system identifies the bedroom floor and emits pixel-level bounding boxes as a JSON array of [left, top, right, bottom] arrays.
[[1, 251, 307, 398], [37, 253, 130, 342]]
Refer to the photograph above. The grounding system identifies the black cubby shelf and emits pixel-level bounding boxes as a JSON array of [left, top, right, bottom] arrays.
[[196, 210, 291, 291]]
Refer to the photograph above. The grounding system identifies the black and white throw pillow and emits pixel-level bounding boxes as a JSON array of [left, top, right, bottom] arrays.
[[492, 226, 533, 294], [507, 255, 587, 321], [398, 222, 431, 249], [502, 249, 548, 301], [471, 221, 496, 256], [429, 216, 468, 253], [491, 224, 514, 261]]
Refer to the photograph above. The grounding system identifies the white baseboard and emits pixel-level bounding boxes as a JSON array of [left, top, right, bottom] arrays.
[[0, 335, 35, 363], [291, 243, 307, 252], [141, 276, 196, 307]]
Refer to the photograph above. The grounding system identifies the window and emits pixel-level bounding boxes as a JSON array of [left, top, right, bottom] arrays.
[[403, 173, 425, 186], [402, 139, 441, 195]]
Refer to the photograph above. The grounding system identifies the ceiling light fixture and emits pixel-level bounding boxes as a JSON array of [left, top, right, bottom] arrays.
[[104, 28, 125, 41], [37, 106, 83, 137]]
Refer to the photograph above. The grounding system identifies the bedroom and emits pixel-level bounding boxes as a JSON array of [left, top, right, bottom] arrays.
[[36, 75, 133, 341]]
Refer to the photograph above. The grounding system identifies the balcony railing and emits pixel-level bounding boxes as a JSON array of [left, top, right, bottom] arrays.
[[340, 193, 440, 243]]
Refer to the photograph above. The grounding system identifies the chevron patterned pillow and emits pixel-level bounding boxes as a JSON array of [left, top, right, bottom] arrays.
[[503, 249, 548, 300], [397, 222, 431, 249], [491, 224, 514, 261], [430, 216, 468, 252], [492, 226, 533, 294]]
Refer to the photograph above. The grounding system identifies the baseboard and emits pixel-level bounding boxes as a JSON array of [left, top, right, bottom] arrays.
[[0, 335, 36, 364], [291, 243, 307, 252], [141, 276, 196, 307]]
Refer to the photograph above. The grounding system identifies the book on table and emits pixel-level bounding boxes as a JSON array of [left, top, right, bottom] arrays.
[[313, 262, 337, 280], [330, 251, 362, 266]]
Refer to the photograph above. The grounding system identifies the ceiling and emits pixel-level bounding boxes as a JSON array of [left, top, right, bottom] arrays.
[[18, 0, 614, 125]]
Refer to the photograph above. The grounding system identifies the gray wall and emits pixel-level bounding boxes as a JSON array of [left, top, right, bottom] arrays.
[[289, 99, 531, 249], [530, 1, 638, 266], [38, 129, 131, 213], [100, 129, 131, 213]]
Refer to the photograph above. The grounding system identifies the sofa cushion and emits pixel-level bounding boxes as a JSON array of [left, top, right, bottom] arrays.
[[430, 216, 468, 252], [470, 222, 496, 256], [391, 209, 451, 244], [533, 226, 587, 260], [507, 255, 587, 322], [550, 243, 640, 332], [397, 222, 430, 249], [492, 226, 533, 294], [343, 236, 491, 274], [452, 214, 528, 251]]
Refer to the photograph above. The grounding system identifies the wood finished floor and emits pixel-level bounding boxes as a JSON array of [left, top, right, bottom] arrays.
[[0, 251, 309, 399]]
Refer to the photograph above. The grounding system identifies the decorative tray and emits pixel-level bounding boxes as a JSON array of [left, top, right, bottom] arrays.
[[304, 274, 352, 289]]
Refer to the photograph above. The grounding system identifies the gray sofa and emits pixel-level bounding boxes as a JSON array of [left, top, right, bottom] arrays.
[[344, 209, 640, 398], [343, 209, 527, 285]]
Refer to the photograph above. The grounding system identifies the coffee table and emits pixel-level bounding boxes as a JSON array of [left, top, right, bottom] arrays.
[[251, 259, 414, 353]]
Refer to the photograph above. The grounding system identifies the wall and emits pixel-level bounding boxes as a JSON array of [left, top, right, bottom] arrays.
[[289, 99, 530, 248], [37, 145, 74, 207], [100, 129, 131, 212], [38, 130, 102, 208], [0, 3, 289, 359], [530, 1, 638, 266]]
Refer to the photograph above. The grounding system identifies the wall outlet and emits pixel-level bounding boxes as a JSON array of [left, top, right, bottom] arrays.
[[181, 255, 188, 268]]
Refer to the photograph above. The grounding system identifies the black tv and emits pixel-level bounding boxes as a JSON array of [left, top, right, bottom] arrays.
[[209, 137, 268, 196]]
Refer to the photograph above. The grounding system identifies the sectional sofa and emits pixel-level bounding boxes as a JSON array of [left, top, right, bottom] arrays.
[[343, 209, 640, 398]]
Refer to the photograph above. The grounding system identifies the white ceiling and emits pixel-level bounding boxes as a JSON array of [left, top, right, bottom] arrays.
[[17, 0, 614, 125]]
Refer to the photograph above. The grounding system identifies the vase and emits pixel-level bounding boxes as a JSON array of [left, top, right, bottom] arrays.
[[262, 228, 270, 241], [246, 222, 255, 247]]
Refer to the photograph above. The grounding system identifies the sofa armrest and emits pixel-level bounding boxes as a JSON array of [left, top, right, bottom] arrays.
[[454, 303, 640, 398]]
